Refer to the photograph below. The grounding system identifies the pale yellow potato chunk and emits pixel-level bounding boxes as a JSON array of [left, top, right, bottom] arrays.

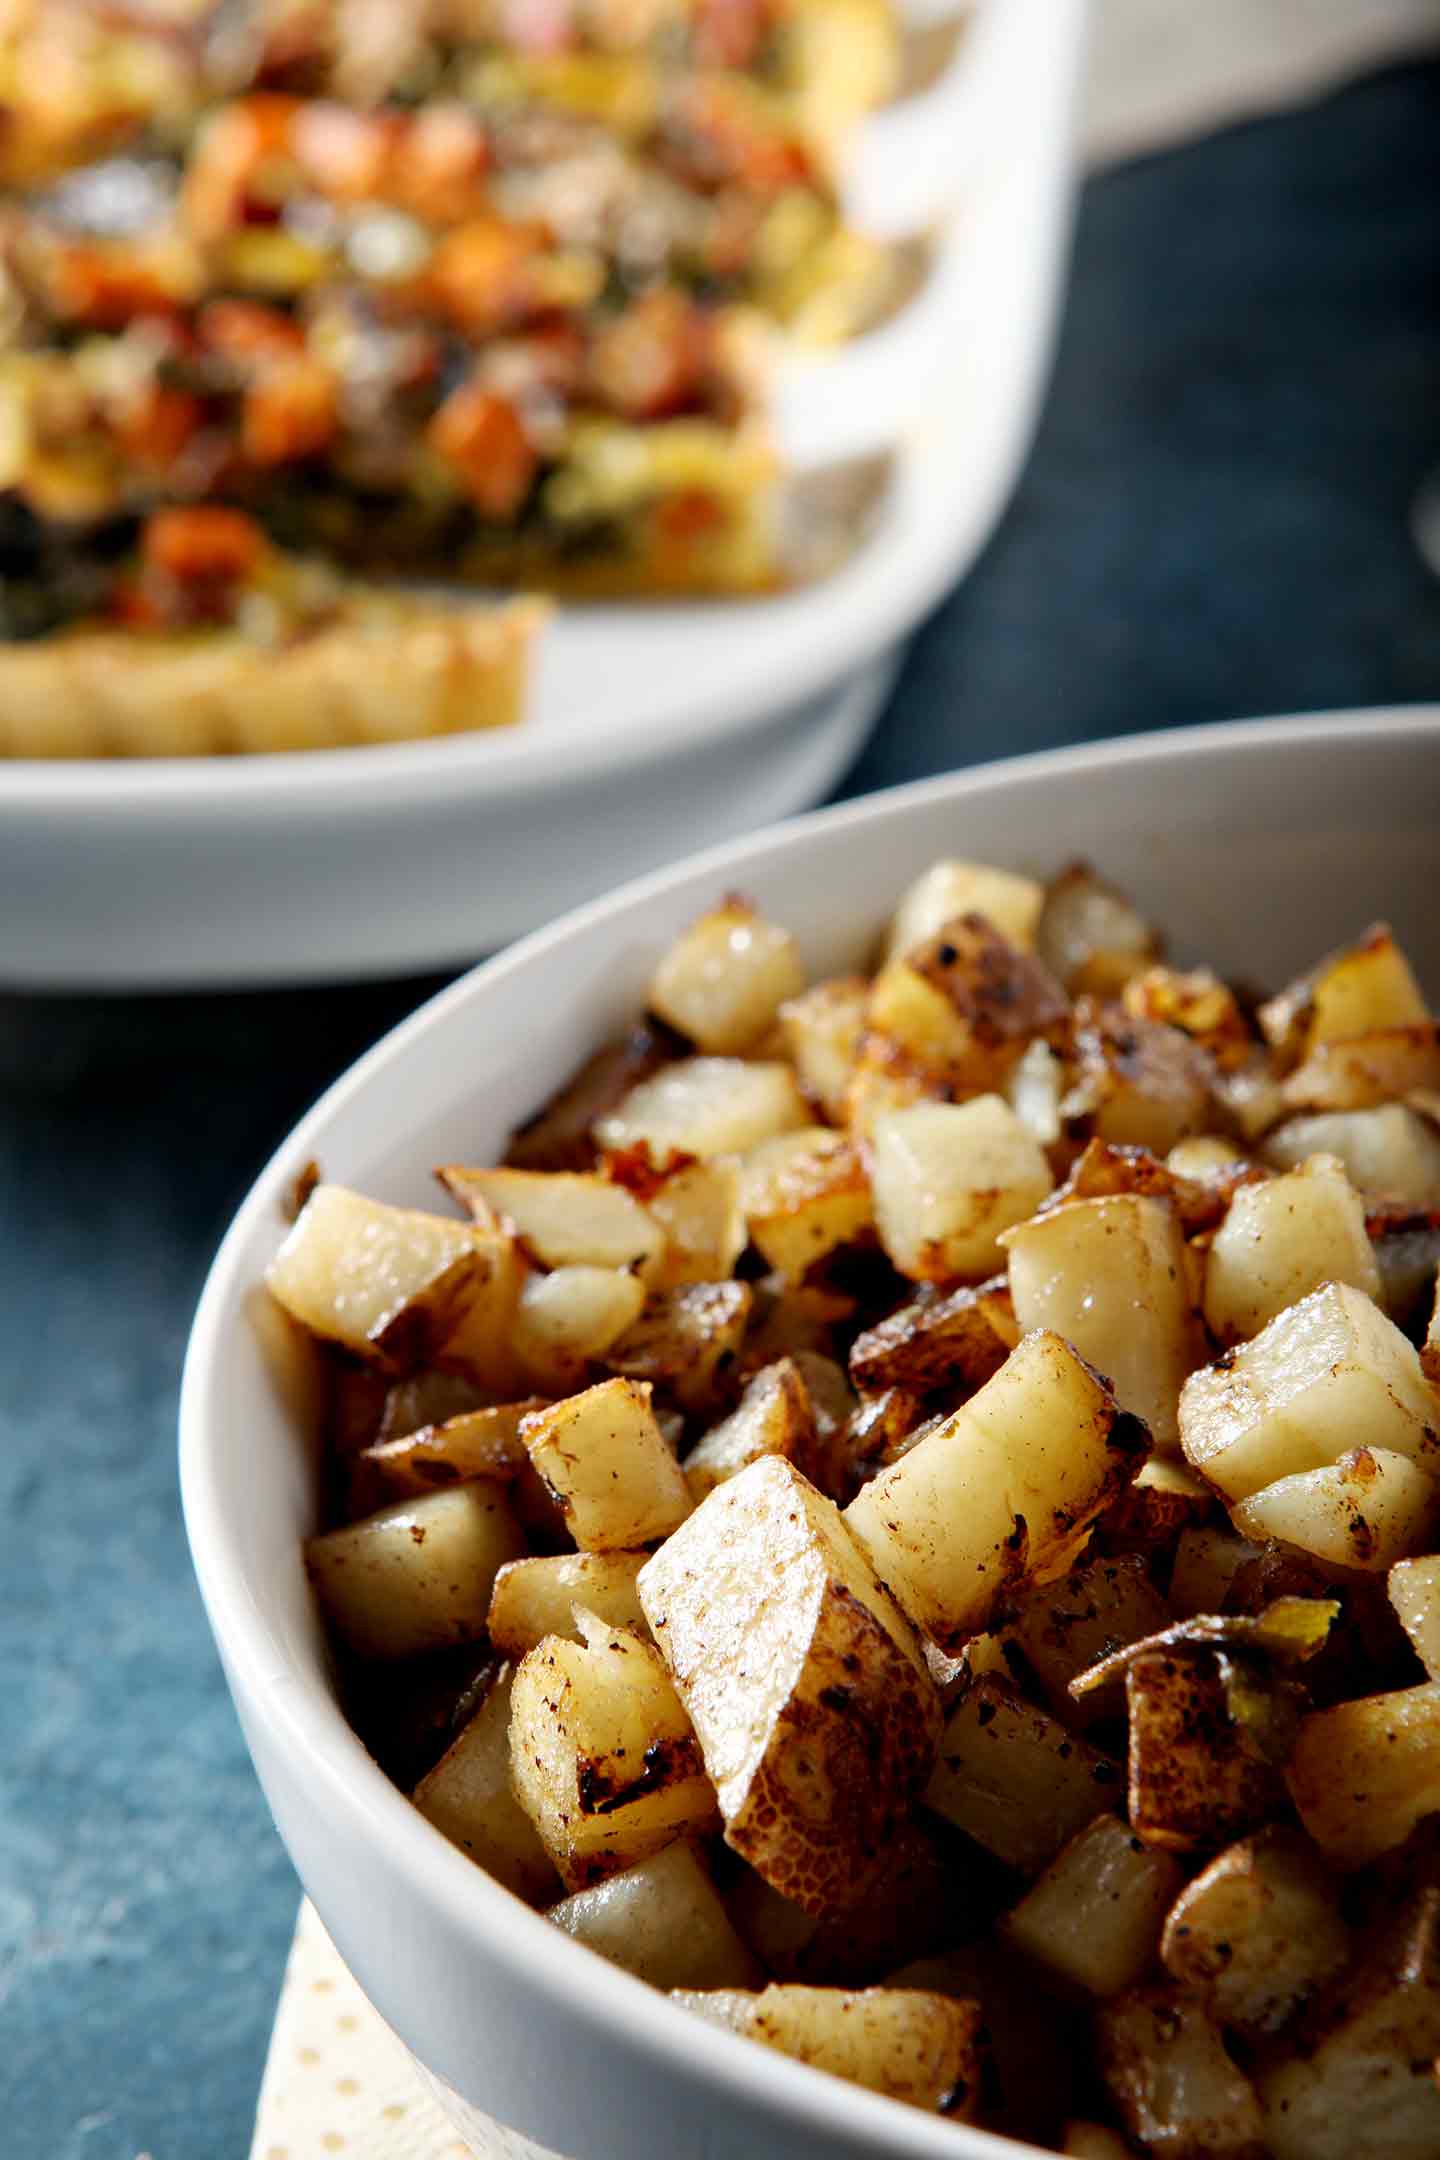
[[1261, 923, 1429, 1057], [605, 1281, 752, 1415], [870, 1097, 1052, 1282], [595, 1058, 808, 1160], [1389, 1555, 1440, 1678], [709, 1984, 986, 2117], [646, 1161, 746, 1286], [1160, 1827, 1349, 2033], [1203, 1156, 1380, 1342], [509, 1616, 716, 1890], [548, 1840, 759, 1991], [924, 1678, 1120, 1875], [1263, 1106, 1440, 1208], [1287, 1683, 1440, 1868], [411, 1666, 560, 1905], [1281, 1026, 1440, 1115], [1168, 1524, 1262, 1618], [648, 901, 806, 1056], [1036, 862, 1160, 995], [438, 1166, 663, 1277], [1179, 1282, 1440, 1502], [638, 1456, 939, 1913], [1097, 1985, 1265, 2159], [778, 977, 868, 1123], [305, 1482, 525, 1661], [683, 1359, 816, 1502], [266, 1183, 490, 1365], [521, 1378, 692, 1550], [433, 1229, 529, 1395], [1231, 1447, 1439, 1572], [487, 1551, 649, 1656], [886, 858, 1045, 960], [1007, 1554, 1171, 1728], [1004, 1193, 1203, 1449], [739, 1127, 873, 1282], [846, 1331, 1146, 1649], [512, 1265, 646, 1387], [1006, 1038, 1065, 1146], [1003, 1813, 1184, 1997]]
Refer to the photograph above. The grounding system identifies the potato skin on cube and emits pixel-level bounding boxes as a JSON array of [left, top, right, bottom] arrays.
[[305, 1481, 525, 1661], [547, 1839, 760, 1992], [267, 1183, 491, 1367], [1286, 1682, 1440, 1868], [605, 1281, 752, 1416], [1125, 1648, 1288, 1854], [411, 1665, 560, 1905], [1160, 1826, 1349, 2033], [638, 1455, 940, 1913], [683, 1358, 817, 1502], [845, 1331, 1149, 1649], [647, 900, 806, 1056], [1096, 1983, 1267, 2160], [686, 1983, 986, 2118], [521, 1377, 692, 1550], [1230, 1446, 1440, 1572], [924, 1677, 1120, 1875], [869, 1096, 1053, 1282]]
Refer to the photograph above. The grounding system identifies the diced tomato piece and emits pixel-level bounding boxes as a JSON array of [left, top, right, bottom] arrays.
[[113, 383, 205, 468], [241, 358, 339, 465], [428, 382, 537, 518], [292, 101, 397, 202], [399, 104, 490, 225], [587, 290, 709, 420], [143, 506, 266, 586], [182, 95, 300, 238], [198, 298, 307, 369], [426, 219, 546, 337]]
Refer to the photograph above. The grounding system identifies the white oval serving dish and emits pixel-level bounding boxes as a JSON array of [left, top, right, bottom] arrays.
[[182, 707, 1440, 2160]]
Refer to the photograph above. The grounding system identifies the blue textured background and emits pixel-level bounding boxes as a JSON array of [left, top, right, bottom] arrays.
[[2, 64, 1438, 2158]]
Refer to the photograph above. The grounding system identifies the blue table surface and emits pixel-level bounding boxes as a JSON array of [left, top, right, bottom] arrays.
[[3, 62, 1439, 2160]]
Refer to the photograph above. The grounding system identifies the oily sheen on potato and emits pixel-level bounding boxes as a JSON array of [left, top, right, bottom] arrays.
[[275, 859, 1440, 2156]]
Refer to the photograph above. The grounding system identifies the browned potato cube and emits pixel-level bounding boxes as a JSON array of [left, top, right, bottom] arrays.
[[1036, 861, 1161, 996], [696, 1983, 986, 2117], [870, 913, 1068, 1092], [1231, 1446, 1440, 1572], [887, 859, 1045, 960], [847, 1276, 1013, 1398], [595, 1057, 809, 1160], [1097, 1984, 1266, 2159], [846, 1332, 1148, 1649], [683, 1358, 816, 1502], [512, 1265, 647, 1389], [1160, 1827, 1349, 2033], [1260, 923, 1429, 1062], [547, 1839, 760, 1991], [1287, 1682, 1440, 1868], [1005, 1193, 1203, 1450], [521, 1378, 692, 1550], [1281, 1026, 1440, 1115], [267, 1183, 493, 1367], [1125, 1647, 1287, 1853], [1389, 1555, 1440, 1677], [605, 1281, 752, 1415], [738, 1128, 873, 1282], [411, 1665, 560, 1904], [1123, 967, 1255, 1070], [305, 1481, 526, 1661], [870, 1096, 1053, 1281], [638, 1456, 940, 1913], [723, 1816, 971, 1986], [1256, 1891, 1440, 2160], [1068, 1006, 1214, 1154], [487, 1550, 649, 1656], [1007, 1554, 1171, 1728], [503, 1023, 678, 1173], [1203, 1157, 1381, 1342], [778, 977, 868, 1122], [509, 1615, 717, 1889], [354, 1399, 538, 1505], [647, 900, 806, 1056], [644, 1161, 746, 1285], [923, 1677, 1120, 1875], [1003, 1813, 1185, 1997], [1180, 1282, 1440, 1502], [438, 1165, 663, 1278], [1263, 1106, 1440, 1209]]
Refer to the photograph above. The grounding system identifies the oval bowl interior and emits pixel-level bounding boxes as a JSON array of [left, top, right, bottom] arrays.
[[182, 708, 1440, 2160]]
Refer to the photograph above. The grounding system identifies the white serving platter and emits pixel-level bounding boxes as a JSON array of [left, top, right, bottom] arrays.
[[0, 0, 1085, 988]]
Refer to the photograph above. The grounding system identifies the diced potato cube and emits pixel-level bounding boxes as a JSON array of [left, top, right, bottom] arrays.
[[487, 1550, 649, 1656], [1003, 1813, 1184, 1996], [548, 1840, 760, 1991], [889, 1938, 1085, 2144], [745, 1983, 986, 2117], [878, 915, 1070, 1091], [846, 1332, 1147, 1648], [1004, 1194, 1203, 1449], [1179, 1282, 1440, 1502], [1169, 1135, 1253, 1181], [1263, 1106, 1440, 1208], [1063, 2127, 1134, 2160], [512, 1264, 646, 1388], [502, 1025, 677, 1173], [1261, 923, 1429, 1060], [595, 1057, 808, 1160], [1160, 1827, 1349, 2032], [305, 1482, 525, 1661], [848, 1277, 1013, 1397], [1123, 967, 1255, 1070], [509, 1615, 716, 1889], [778, 977, 868, 1123], [886, 858, 1045, 961], [354, 1400, 536, 1506], [438, 1166, 663, 1278], [521, 1378, 692, 1550], [605, 1281, 752, 1415], [739, 1127, 873, 1281], [1006, 1037, 1065, 1145], [1036, 861, 1161, 996], [1389, 1555, 1440, 1678], [267, 1183, 490, 1366], [645, 1161, 745, 1285], [1007, 1554, 1171, 1727], [1068, 1007, 1214, 1154], [923, 1678, 1120, 1875], [638, 1456, 940, 1912], [411, 1666, 560, 1904], [1256, 1891, 1440, 2160], [1281, 1026, 1440, 1115], [1126, 1648, 1285, 1853], [1287, 1682, 1440, 1868], [1168, 1524, 1262, 1619], [870, 1096, 1052, 1282], [647, 900, 805, 1056], [1231, 1447, 1440, 1572], [724, 1817, 969, 1986], [1204, 1157, 1380, 1342], [1097, 1984, 1265, 2159], [683, 1358, 816, 1501], [434, 1227, 529, 1395]]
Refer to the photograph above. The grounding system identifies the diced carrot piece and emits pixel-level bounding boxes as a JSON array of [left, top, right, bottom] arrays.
[[428, 382, 537, 518], [113, 384, 205, 468], [143, 506, 267, 585], [183, 95, 300, 238], [426, 219, 546, 337], [241, 358, 339, 465], [400, 104, 490, 224]]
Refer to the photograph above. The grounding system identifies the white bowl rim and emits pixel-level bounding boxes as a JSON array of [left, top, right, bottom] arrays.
[[180, 702, 1440, 2160]]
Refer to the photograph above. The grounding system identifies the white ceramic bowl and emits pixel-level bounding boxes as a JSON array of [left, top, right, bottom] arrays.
[[182, 709, 1440, 2160]]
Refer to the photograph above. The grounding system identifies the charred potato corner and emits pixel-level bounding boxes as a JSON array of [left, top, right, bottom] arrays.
[[265, 862, 1440, 2155]]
